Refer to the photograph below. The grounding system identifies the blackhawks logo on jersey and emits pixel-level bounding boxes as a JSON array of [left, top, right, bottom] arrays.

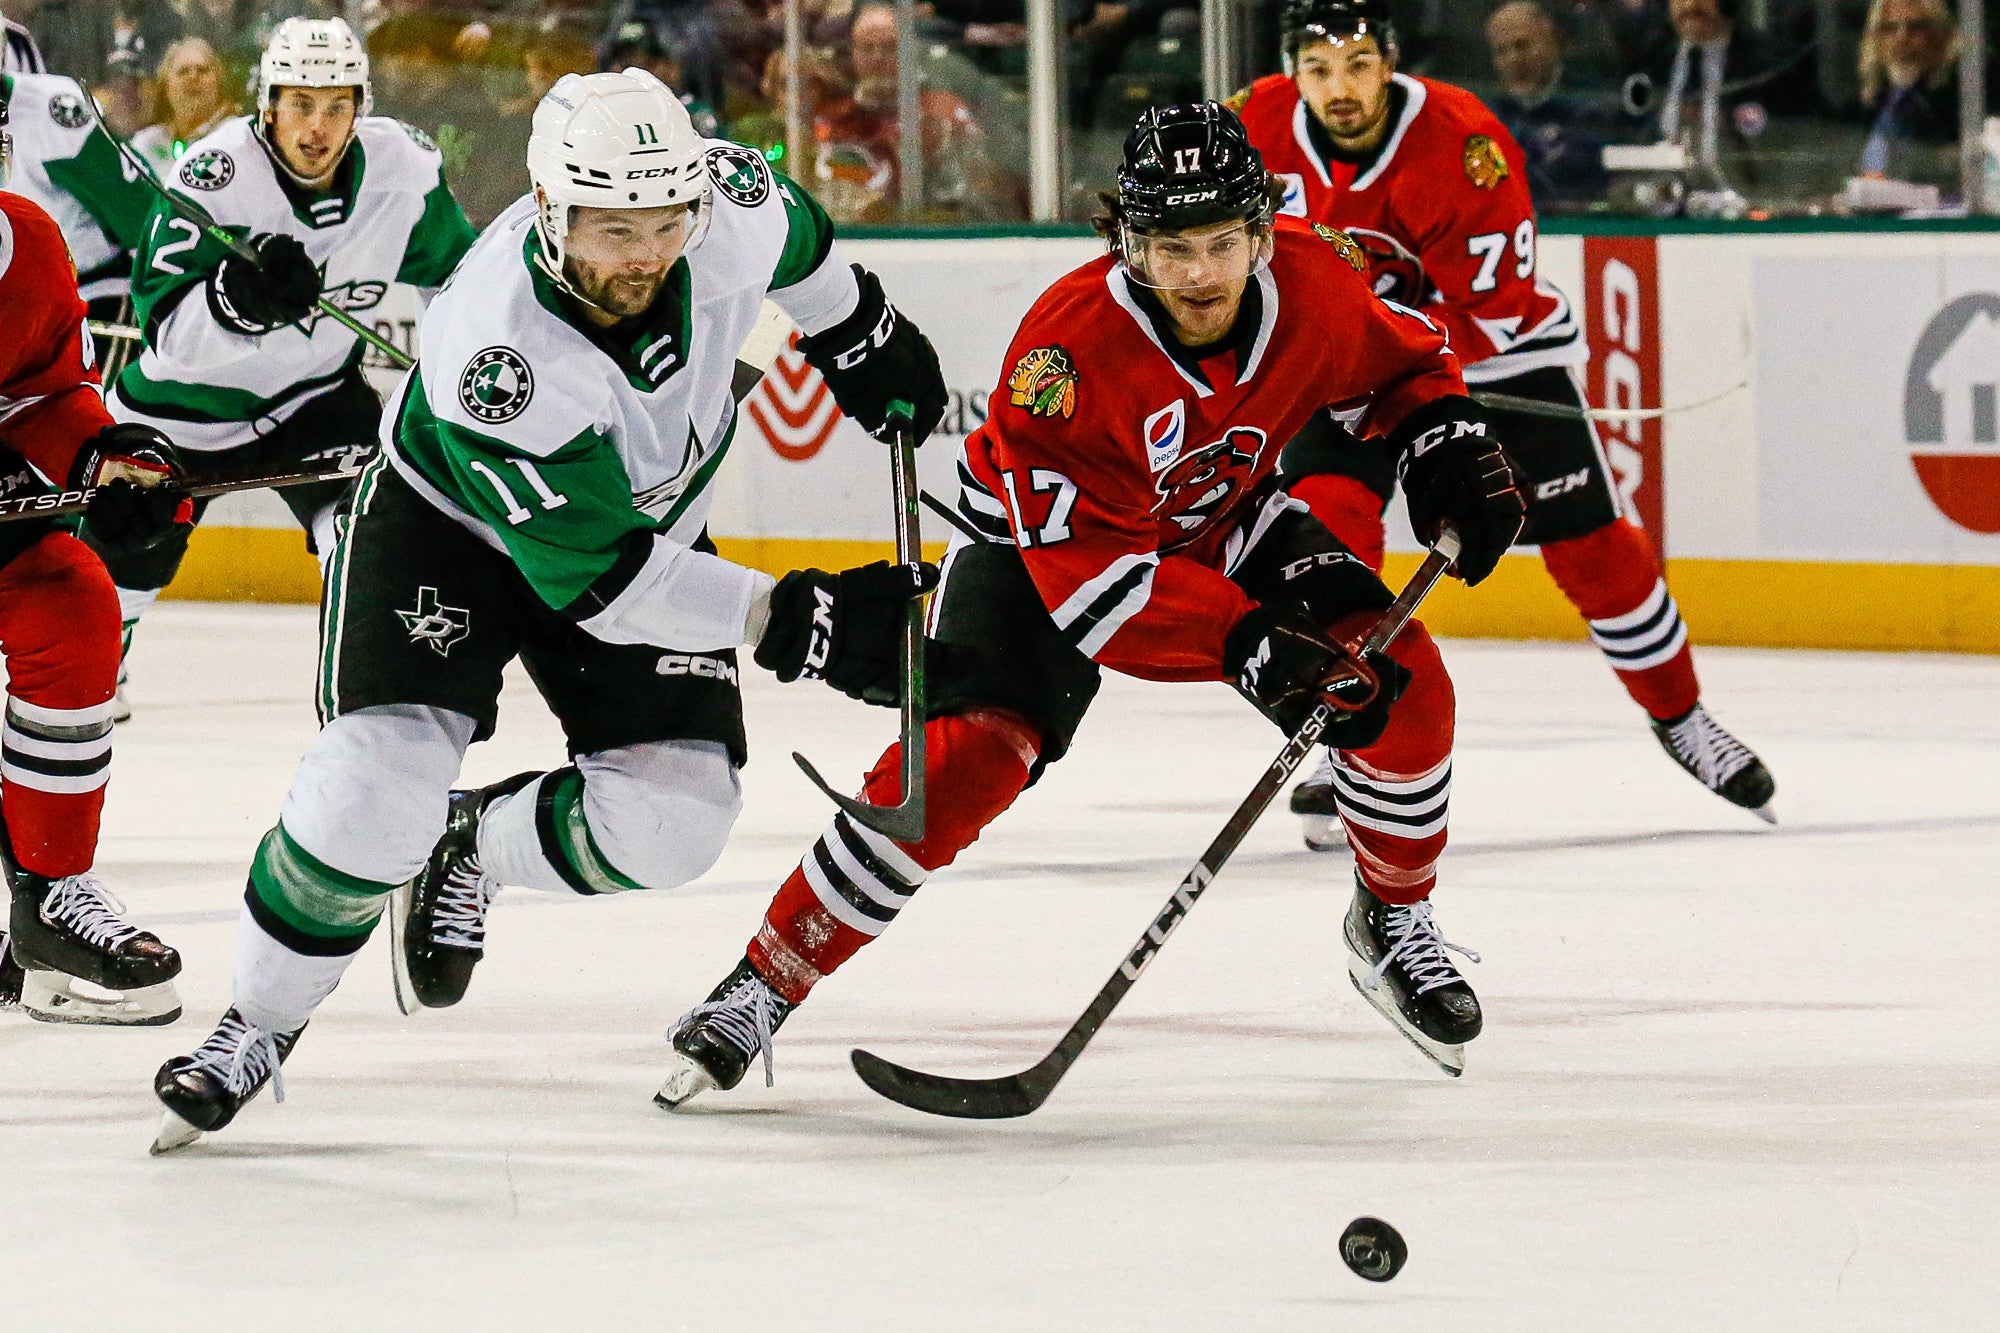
[[1007, 346, 1077, 420], [1462, 135, 1510, 190], [705, 144, 771, 207], [459, 347, 535, 424], [1224, 86, 1252, 114], [1312, 224, 1370, 275], [179, 149, 235, 191]]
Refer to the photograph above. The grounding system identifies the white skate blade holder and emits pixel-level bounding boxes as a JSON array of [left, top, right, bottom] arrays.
[[654, 1055, 719, 1110], [149, 1109, 204, 1156], [21, 969, 181, 1026], [1299, 812, 1349, 853], [1346, 959, 1466, 1078], [387, 881, 420, 1017]]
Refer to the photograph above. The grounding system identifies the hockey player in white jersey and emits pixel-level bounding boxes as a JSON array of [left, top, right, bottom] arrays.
[[103, 17, 477, 711], [151, 68, 951, 1151], [0, 68, 155, 318]]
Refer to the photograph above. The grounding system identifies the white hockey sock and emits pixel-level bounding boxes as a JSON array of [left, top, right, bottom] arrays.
[[116, 585, 161, 628], [232, 903, 355, 1034], [475, 776, 574, 895]]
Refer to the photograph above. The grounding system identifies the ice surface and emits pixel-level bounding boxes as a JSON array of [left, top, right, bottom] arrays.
[[4, 603, 1997, 1328]]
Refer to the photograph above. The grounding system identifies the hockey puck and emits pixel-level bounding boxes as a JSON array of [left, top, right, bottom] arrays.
[[1339, 1217, 1407, 1282]]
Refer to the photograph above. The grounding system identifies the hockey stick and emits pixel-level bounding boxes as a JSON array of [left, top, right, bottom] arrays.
[[849, 528, 1463, 1118], [792, 406, 928, 842], [0, 458, 370, 526], [83, 96, 416, 371], [1473, 379, 1747, 424]]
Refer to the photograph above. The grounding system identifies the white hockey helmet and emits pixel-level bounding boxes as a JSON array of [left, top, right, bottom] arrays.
[[526, 68, 710, 279], [256, 17, 371, 177]]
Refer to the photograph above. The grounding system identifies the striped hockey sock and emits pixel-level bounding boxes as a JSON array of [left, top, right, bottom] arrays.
[[1542, 520, 1701, 721]]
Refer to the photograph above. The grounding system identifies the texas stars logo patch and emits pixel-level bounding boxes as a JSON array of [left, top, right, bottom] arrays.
[[705, 144, 771, 208], [1462, 135, 1510, 190], [47, 91, 89, 129], [1312, 224, 1370, 275], [459, 347, 535, 424], [179, 148, 235, 191], [1007, 346, 1077, 420]]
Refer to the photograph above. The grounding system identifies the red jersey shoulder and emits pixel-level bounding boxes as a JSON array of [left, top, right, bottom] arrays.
[[0, 192, 81, 300], [1405, 77, 1524, 193], [996, 256, 1122, 427], [1232, 73, 1298, 142]]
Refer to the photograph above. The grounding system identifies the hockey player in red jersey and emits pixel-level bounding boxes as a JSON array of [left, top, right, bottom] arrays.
[[657, 102, 1528, 1099], [0, 155, 192, 1023], [1234, 0, 1774, 848]]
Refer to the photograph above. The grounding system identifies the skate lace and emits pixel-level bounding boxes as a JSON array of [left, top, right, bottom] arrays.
[[1664, 706, 1755, 789], [669, 973, 780, 1089], [185, 1012, 288, 1104], [432, 858, 495, 950], [1364, 901, 1481, 997], [39, 874, 143, 952]]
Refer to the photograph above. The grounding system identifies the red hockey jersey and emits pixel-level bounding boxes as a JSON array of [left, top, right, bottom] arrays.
[[0, 191, 112, 488], [956, 217, 1464, 683], [1233, 72, 1585, 383]]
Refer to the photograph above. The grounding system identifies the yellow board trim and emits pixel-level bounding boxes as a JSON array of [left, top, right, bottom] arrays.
[[166, 528, 2000, 654]]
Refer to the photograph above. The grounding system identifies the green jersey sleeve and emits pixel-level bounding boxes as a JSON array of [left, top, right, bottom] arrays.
[[129, 200, 244, 332], [768, 170, 837, 292], [397, 176, 479, 290], [42, 126, 155, 250], [396, 368, 655, 611]]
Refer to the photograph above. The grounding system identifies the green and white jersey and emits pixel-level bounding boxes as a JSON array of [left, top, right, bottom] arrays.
[[387, 144, 860, 652], [0, 72, 154, 302], [111, 115, 476, 451]]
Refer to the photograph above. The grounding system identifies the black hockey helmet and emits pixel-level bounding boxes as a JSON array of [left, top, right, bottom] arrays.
[[1116, 102, 1270, 235], [1280, 0, 1400, 65]]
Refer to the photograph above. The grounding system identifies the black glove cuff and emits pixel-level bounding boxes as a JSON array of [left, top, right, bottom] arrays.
[[795, 266, 893, 373]]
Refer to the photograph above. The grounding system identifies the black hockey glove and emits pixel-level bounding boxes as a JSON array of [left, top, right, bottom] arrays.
[[210, 233, 322, 334], [1224, 603, 1411, 750], [1391, 396, 1526, 587], [794, 266, 948, 445], [77, 424, 193, 558], [756, 559, 939, 705]]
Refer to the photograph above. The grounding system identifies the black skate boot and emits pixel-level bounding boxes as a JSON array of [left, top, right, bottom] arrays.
[[1651, 703, 1776, 823], [151, 1008, 304, 1154], [389, 772, 540, 1015], [1288, 752, 1349, 853], [7, 871, 183, 1025], [1343, 874, 1482, 1076], [655, 958, 796, 1108], [0, 932, 22, 1010]]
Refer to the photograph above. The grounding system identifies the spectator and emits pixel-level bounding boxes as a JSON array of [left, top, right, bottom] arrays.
[[602, 18, 720, 137], [131, 37, 234, 176], [810, 0, 1019, 221], [1486, 0, 1615, 206], [1639, 0, 1824, 192], [92, 33, 154, 138], [7, 0, 176, 86], [1856, 0, 1962, 189]]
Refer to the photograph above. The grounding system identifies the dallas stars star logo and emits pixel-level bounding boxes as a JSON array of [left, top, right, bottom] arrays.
[[396, 586, 471, 657]]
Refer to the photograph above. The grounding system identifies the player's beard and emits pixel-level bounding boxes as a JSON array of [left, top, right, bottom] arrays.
[[1313, 87, 1392, 151], [1157, 280, 1246, 348], [567, 260, 670, 319]]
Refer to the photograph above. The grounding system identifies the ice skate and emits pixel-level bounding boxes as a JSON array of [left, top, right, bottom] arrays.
[[1343, 874, 1481, 1076], [1650, 703, 1776, 824], [1287, 751, 1349, 852], [656, 958, 795, 1108], [151, 1008, 303, 1154], [390, 773, 538, 1015], [0, 932, 21, 1010], [7, 871, 182, 1025]]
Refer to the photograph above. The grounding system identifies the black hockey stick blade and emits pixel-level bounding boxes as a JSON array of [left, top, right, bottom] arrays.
[[850, 1048, 1050, 1119], [793, 752, 926, 842], [849, 532, 1462, 1118]]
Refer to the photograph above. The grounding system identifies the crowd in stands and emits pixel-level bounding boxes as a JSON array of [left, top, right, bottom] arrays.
[[0, 0, 1990, 221]]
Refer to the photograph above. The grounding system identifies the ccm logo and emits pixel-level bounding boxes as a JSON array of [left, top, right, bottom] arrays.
[[656, 653, 739, 684], [1281, 551, 1362, 580], [1535, 468, 1591, 501], [1164, 189, 1220, 206], [1410, 419, 1488, 458], [626, 167, 680, 180]]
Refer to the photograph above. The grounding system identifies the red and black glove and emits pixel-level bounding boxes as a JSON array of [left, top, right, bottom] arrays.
[[76, 424, 193, 558], [1225, 603, 1411, 749], [1392, 396, 1526, 587]]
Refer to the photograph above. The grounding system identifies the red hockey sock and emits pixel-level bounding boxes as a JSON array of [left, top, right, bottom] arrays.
[[1541, 520, 1700, 721], [1326, 614, 1454, 905], [1288, 473, 1389, 573], [0, 534, 120, 877], [748, 709, 1040, 1003]]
